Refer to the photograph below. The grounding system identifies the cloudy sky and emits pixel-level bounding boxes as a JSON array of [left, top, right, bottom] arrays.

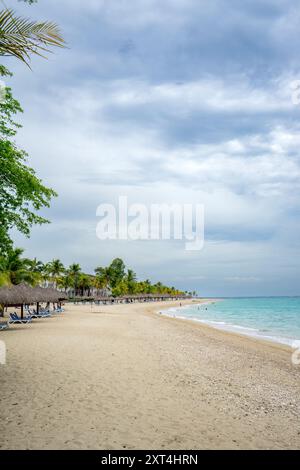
[[4, 0, 300, 296]]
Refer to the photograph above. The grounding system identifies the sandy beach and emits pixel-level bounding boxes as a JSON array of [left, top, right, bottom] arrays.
[[0, 300, 299, 450]]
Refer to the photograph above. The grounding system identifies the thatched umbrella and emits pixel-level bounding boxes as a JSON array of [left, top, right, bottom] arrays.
[[30, 287, 66, 312], [0, 283, 37, 318], [0, 286, 13, 314], [44, 287, 67, 303], [0, 284, 68, 318], [30, 286, 49, 313]]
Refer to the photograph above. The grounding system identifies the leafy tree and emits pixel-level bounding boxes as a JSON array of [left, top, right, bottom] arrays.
[[154, 281, 163, 294], [0, 247, 39, 286], [27, 257, 44, 273], [143, 279, 152, 294], [0, 251, 185, 299], [0, 0, 64, 252], [0, 67, 57, 255], [77, 274, 93, 297], [126, 269, 137, 294], [94, 266, 110, 285], [47, 259, 64, 277], [56, 273, 72, 293], [67, 263, 81, 296], [107, 258, 126, 288], [94, 266, 111, 292], [46, 259, 64, 287], [112, 279, 128, 297]]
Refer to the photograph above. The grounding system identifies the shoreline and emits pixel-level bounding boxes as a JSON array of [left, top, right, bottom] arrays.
[[157, 299, 295, 352], [1, 299, 299, 449]]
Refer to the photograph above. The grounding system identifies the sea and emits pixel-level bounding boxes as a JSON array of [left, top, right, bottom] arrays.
[[162, 297, 300, 347]]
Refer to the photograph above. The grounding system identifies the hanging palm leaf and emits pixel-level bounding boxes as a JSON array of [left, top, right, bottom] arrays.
[[0, 8, 65, 65]]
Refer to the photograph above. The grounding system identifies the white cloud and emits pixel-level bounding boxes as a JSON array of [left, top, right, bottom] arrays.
[[6, 0, 300, 295], [60, 77, 296, 115]]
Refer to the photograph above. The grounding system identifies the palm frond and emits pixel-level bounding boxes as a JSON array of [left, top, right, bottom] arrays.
[[0, 8, 66, 65]]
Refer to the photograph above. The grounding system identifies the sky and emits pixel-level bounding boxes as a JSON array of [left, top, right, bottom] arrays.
[[3, 0, 300, 296]]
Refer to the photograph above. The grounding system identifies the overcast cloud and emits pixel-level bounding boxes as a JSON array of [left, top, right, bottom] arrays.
[[3, 0, 300, 296]]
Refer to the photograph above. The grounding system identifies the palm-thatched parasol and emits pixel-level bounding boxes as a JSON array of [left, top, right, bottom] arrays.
[[0, 285, 13, 306], [0, 283, 36, 318], [0, 284, 66, 318], [43, 287, 67, 302], [30, 287, 66, 313]]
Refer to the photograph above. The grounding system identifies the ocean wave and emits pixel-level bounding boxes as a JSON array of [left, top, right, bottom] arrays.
[[159, 306, 296, 347]]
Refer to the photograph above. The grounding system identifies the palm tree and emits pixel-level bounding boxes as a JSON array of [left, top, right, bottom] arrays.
[[0, 8, 65, 66], [27, 257, 44, 273], [126, 269, 137, 294], [144, 279, 152, 294], [56, 274, 68, 292], [77, 274, 92, 297], [68, 263, 81, 297], [47, 259, 65, 287], [155, 281, 163, 294], [127, 269, 136, 283], [94, 266, 111, 289], [0, 247, 38, 286]]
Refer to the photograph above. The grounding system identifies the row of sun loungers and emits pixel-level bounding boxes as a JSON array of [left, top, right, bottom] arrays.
[[9, 313, 32, 324], [0, 307, 65, 330]]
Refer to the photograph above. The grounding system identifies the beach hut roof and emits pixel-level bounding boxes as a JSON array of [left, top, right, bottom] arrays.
[[35, 287, 66, 302], [0, 285, 13, 305], [0, 284, 66, 305], [0, 283, 35, 305]]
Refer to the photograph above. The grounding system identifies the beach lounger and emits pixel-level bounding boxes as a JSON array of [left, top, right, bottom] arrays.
[[28, 310, 52, 318], [40, 310, 52, 317], [0, 322, 9, 331], [53, 307, 64, 313], [9, 313, 32, 324], [40, 308, 51, 313], [28, 309, 51, 318]]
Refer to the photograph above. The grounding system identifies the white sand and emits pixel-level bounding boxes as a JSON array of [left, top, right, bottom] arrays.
[[0, 300, 299, 449]]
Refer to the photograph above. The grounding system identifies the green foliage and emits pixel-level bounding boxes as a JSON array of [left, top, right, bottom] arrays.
[[126, 269, 137, 294], [77, 274, 93, 296], [0, 67, 57, 254], [0, 246, 40, 286], [67, 263, 82, 294], [47, 259, 65, 277], [94, 258, 183, 297], [0, 251, 186, 296], [112, 279, 128, 297], [95, 258, 127, 292], [107, 258, 126, 288], [94, 266, 110, 289], [27, 257, 44, 273]]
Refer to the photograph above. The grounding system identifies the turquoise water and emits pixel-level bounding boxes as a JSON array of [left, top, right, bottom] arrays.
[[163, 298, 300, 346]]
